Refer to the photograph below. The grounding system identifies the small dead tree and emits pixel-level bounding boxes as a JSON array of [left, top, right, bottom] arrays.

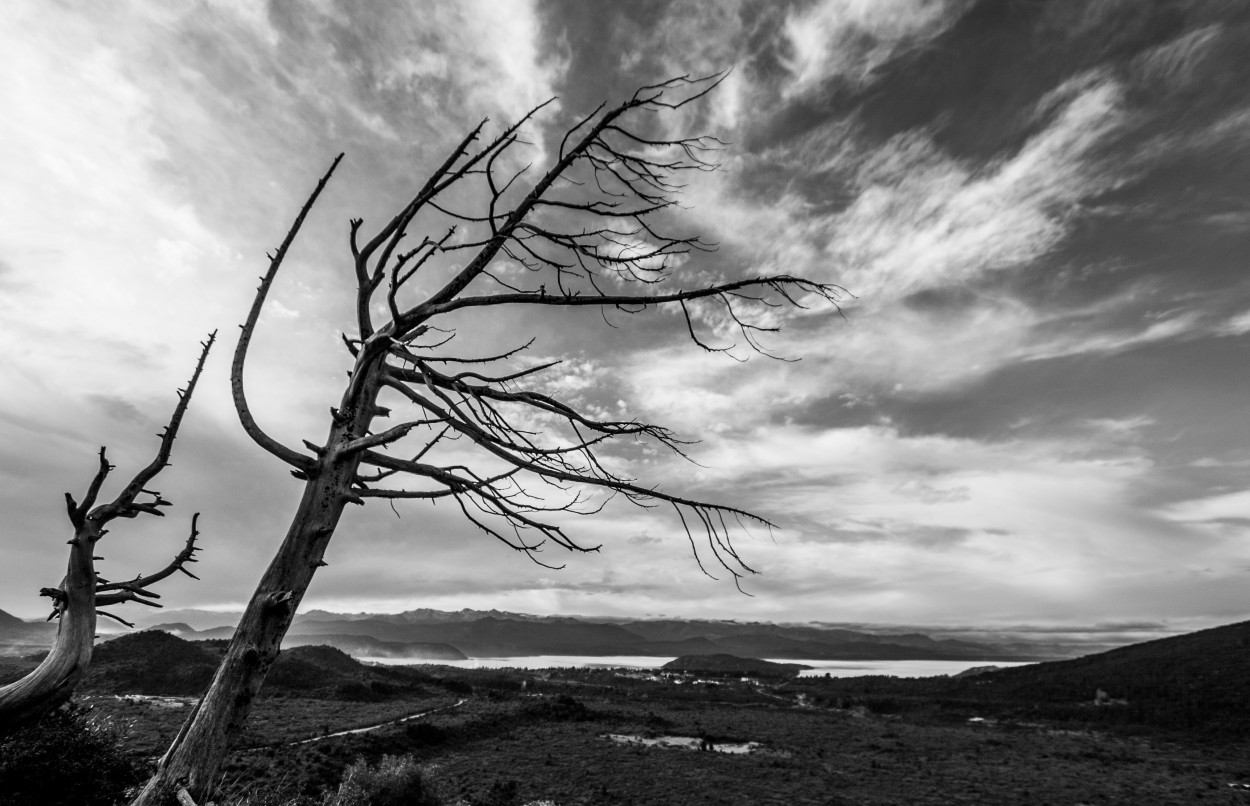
[[135, 76, 843, 805], [0, 333, 214, 737]]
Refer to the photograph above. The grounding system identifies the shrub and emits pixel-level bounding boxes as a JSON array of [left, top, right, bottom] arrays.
[[438, 678, 473, 695], [334, 754, 439, 806], [470, 779, 518, 806], [404, 722, 447, 746], [0, 701, 148, 806], [520, 694, 594, 722]]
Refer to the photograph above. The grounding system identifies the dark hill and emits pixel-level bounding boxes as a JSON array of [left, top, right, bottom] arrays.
[[663, 654, 811, 678], [81, 631, 434, 701], [264, 644, 434, 701], [146, 622, 197, 635], [82, 629, 220, 695], [959, 618, 1250, 734], [0, 608, 54, 645], [807, 618, 1250, 737], [280, 644, 366, 674], [265, 645, 368, 694]]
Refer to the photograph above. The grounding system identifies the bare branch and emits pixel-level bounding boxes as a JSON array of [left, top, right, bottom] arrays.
[[85, 332, 216, 527], [97, 513, 203, 602], [232, 157, 343, 471], [427, 275, 845, 317]]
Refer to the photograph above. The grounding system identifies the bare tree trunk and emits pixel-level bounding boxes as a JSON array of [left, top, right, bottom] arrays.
[[0, 533, 96, 732], [0, 335, 212, 737], [132, 421, 366, 805]]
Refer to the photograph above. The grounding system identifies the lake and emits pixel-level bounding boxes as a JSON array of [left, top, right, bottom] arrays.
[[359, 655, 1035, 678]]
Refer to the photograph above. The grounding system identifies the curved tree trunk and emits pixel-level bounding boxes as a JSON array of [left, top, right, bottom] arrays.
[[0, 335, 211, 738], [132, 425, 365, 805], [0, 532, 97, 735]]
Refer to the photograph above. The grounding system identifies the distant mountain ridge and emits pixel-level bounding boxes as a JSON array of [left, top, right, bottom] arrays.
[[120, 607, 1054, 662], [0, 607, 55, 650], [0, 608, 27, 627]]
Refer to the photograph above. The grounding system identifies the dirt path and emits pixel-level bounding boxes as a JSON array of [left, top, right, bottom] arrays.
[[285, 698, 467, 747]]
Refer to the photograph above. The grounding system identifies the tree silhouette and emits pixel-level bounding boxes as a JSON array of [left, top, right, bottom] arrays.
[[0, 334, 213, 736], [135, 76, 844, 804]]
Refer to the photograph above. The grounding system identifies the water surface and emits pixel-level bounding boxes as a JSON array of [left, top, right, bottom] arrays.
[[359, 655, 1033, 677]]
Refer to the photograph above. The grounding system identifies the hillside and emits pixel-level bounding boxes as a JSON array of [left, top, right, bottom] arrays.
[[82, 630, 220, 695], [0, 608, 54, 650], [261, 644, 435, 701], [792, 618, 1250, 737], [78, 631, 436, 701], [958, 617, 1250, 733], [0, 609, 26, 628]]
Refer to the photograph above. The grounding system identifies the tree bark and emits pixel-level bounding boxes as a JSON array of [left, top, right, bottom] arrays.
[[132, 411, 372, 804], [0, 531, 96, 734]]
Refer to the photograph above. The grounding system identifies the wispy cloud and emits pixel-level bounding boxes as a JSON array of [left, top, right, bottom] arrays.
[[1020, 309, 1206, 362], [833, 73, 1125, 298], [780, 0, 970, 95], [1216, 309, 1250, 336]]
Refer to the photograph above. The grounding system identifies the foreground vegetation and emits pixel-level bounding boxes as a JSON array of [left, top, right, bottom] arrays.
[[3, 622, 1249, 804]]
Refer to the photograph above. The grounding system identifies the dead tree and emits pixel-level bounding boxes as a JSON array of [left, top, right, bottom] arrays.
[[0, 333, 214, 737], [134, 76, 844, 805]]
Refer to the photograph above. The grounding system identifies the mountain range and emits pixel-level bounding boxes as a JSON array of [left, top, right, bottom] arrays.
[[107, 607, 1056, 662], [0, 608, 54, 656], [0, 605, 1102, 662]]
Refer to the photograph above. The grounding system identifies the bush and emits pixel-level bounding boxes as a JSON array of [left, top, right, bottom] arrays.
[[334, 754, 439, 806], [0, 701, 149, 806], [404, 722, 447, 746], [470, 779, 518, 806], [520, 694, 594, 722]]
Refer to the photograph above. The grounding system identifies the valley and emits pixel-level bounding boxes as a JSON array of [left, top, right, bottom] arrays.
[[4, 619, 1250, 804]]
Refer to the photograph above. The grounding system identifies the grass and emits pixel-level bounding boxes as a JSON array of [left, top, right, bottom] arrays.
[[101, 667, 1248, 805]]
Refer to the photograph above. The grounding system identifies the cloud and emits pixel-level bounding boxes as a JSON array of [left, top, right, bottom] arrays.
[[624, 294, 1038, 434], [638, 67, 1138, 431], [1159, 490, 1250, 529], [1131, 24, 1223, 93], [648, 420, 1248, 625], [1020, 309, 1205, 361], [833, 73, 1125, 298], [779, 0, 970, 96], [1216, 309, 1250, 336]]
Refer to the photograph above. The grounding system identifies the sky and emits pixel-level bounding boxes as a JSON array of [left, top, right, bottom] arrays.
[[1, 0, 1248, 647]]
